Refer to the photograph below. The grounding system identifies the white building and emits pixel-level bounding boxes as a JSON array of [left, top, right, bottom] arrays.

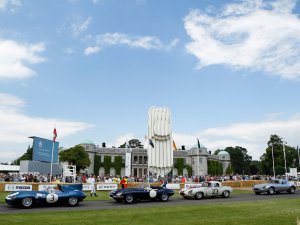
[[80, 141, 230, 177]]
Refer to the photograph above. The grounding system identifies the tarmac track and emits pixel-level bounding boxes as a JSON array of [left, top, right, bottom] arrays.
[[0, 191, 299, 214]]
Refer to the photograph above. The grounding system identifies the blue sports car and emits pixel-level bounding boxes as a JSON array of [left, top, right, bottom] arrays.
[[109, 183, 175, 204], [5, 184, 86, 208]]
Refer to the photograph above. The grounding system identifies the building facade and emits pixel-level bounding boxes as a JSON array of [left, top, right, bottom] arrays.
[[80, 141, 230, 177]]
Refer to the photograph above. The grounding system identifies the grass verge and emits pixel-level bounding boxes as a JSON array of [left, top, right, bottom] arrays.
[[0, 198, 300, 225]]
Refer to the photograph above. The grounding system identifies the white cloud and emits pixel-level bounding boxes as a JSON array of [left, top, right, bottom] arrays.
[[173, 115, 300, 160], [184, 0, 300, 80], [84, 32, 178, 55], [0, 0, 21, 12], [84, 46, 100, 55], [70, 16, 92, 36], [0, 93, 94, 161], [0, 39, 46, 79]]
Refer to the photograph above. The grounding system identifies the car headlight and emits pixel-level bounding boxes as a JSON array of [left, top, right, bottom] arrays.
[[116, 192, 123, 196], [6, 192, 19, 199], [8, 192, 19, 197]]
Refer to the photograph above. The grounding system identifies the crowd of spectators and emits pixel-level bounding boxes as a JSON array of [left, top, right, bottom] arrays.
[[1, 172, 298, 183]]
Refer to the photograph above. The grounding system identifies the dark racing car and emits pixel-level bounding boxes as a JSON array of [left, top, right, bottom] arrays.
[[5, 184, 86, 208], [109, 183, 175, 204]]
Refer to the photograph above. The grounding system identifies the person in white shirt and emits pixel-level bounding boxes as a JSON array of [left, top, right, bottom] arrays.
[[87, 175, 97, 197]]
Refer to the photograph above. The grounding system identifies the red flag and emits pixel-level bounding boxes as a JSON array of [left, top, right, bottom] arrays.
[[53, 128, 57, 142]]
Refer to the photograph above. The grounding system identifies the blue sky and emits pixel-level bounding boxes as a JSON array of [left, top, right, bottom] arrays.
[[1, 0, 300, 163]]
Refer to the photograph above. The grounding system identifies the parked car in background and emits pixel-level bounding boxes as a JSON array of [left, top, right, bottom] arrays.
[[5, 184, 86, 208], [179, 181, 233, 199], [109, 183, 175, 204], [252, 179, 296, 195]]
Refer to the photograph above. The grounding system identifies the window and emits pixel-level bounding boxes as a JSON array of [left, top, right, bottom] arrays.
[[198, 157, 203, 165]]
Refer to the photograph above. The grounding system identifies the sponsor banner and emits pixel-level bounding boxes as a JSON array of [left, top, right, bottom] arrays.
[[166, 183, 180, 190], [97, 184, 118, 190], [5, 184, 32, 192], [125, 152, 131, 177], [38, 184, 56, 191], [83, 184, 93, 191], [184, 183, 203, 189]]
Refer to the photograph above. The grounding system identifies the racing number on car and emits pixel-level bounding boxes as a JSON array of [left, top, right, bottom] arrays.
[[46, 193, 58, 203], [212, 189, 218, 194]]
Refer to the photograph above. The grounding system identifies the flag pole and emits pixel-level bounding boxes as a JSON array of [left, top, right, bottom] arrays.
[[50, 141, 54, 182], [50, 127, 57, 182], [197, 138, 200, 183]]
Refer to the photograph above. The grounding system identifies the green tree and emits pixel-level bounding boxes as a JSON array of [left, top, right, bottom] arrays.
[[250, 160, 261, 175], [11, 145, 33, 165], [207, 160, 223, 175], [94, 155, 101, 176], [112, 156, 124, 176], [59, 145, 91, 173], [225, 146, 252, 175], [261, 134, 299, 175]]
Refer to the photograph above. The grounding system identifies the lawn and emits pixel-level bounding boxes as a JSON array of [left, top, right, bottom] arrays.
[[0, 198, 299, 225]]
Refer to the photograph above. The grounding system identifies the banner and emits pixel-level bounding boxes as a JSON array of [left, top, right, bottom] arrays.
[[38, 184, 56, 191], [166, 183, 180, 190], [125, 152, 131, 177], [184, 183, 203, 189], [5, 184, 32, 192], [31, 136, 59, 163], [97, 184, 118, 190]]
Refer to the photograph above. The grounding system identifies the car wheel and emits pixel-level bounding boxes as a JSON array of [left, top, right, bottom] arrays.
[[268, 187, 275, 195], [160, 193, 169, 202], [125, 194, 134, 204], [222, 190, 230, 198], [68, 197, 79, 206], [195, 192, 204, 200], [21, 197, 33, 208], [288, 187, 296, 194]]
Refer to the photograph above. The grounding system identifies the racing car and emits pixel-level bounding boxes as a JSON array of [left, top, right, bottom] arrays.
[[179, 181, 233, 199], [5, 184, 86, 208], [109, 183, 175, 204], [252, 179, 296, 195]]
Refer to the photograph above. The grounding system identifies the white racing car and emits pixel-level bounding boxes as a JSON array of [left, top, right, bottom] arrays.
[[179, 181, 233, 200]]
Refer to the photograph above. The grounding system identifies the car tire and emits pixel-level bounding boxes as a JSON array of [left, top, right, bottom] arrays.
[[268, 187, 275, 195], [21, 197, 33, 208], [68, 197, 79, 206], [195, 192, 204, 200], [160, 193, 169, 202], [125, 194, 134, 204], [288, 187, 296, 194], [222, 190, 230, 198]]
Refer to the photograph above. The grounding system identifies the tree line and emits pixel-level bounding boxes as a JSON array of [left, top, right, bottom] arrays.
[[9, 134, 299, 176]]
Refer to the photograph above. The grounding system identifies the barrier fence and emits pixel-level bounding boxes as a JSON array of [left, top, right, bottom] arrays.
[[1, 180, 300, 192]]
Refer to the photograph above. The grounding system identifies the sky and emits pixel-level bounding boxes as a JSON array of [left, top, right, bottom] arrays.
[[1, 0, 300, 163]]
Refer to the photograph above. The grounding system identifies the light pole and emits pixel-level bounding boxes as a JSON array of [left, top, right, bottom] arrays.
[[269, 142, 275, 179], [282, 140, 287, 177]]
